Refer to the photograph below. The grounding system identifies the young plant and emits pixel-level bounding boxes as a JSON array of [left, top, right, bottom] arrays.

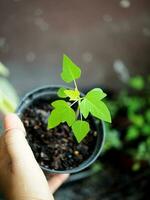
[[47, 54, 111, 143]]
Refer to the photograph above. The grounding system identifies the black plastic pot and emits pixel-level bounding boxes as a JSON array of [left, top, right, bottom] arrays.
[[16, 86, 105, 174]]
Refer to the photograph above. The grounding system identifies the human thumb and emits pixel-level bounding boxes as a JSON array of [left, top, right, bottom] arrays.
[[4, 113, 37, 165], [3, 116, 54, 200]]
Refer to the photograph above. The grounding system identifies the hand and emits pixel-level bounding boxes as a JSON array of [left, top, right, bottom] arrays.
[[0, 114, 69, 200]]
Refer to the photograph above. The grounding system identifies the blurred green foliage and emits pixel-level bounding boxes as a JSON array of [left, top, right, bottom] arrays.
[[107, 75, 150, 171], [129, 76, 145, 90], [104, 124, 122, 151]]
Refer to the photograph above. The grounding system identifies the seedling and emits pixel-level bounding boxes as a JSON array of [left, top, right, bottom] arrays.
[[47, 55, 111, 143]]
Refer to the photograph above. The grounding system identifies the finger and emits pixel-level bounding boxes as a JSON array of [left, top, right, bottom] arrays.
[[48, 174, 69, 193], [3, 114, 54, 200], [4, 113, 26, 134], [4, 113, 37, 165], [0, 134, 9, 167], [0, 134, 5, 151]]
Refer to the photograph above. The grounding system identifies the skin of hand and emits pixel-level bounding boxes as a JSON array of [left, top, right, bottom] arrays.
[[0, 114, 69, 200]]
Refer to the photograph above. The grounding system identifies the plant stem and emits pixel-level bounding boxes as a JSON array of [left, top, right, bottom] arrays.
[[73, 79, 83, 120], [74, 80, 78, 90], [78, 98, 82, 121], [76, 104, 80, 119], [70, 100, 79, 107], [80, 110, 82, 121]]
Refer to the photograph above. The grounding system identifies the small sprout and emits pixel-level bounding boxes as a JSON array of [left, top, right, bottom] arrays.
[[48, 54, 111, 143], [64, 88, 80, 101], [57, 87, 68, 98]]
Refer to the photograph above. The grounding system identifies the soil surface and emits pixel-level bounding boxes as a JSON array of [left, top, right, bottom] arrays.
[[22, 98, 98, 171]]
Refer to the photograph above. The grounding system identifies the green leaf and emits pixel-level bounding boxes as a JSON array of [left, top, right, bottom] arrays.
[[132, 162, 140, 171], [91, 162, 103, 172], [57, 87, 68, 98], [52, 100, 68, 108], [0, 62, 9, 77], [0, 91, 16, 114], [129, 76, 144, 90], [86, 88, 107, 100], [79, 98, 89, 118], [146, 110, 150, 122], [0, 78, 19, 114], [126, 126, 139, 141], [48, 100, 76, 129], [61, 54, 81, 83], [135, 142, 147, 161], [72, 120, 90, 143], [47, 109, 62, 128], [64, 88, 80, 101], [142, 125, 150, 135], [80, 89, 111, 122], [104, 125, 122, 151], [138, 143, 146, 155], [129, 114, 144, 127], [125, 97, 145, 112], [148, 75, 150, 83]]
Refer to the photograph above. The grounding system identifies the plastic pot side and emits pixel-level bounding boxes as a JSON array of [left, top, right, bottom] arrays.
[[16, 85, 105, 174]]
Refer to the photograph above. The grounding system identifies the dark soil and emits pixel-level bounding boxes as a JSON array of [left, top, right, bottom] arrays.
[[22, 98, 98, 171]]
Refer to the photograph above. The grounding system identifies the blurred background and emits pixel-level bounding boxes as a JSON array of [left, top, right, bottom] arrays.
[[0, 0, 150, 95], [0, 0, 150, 200]]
